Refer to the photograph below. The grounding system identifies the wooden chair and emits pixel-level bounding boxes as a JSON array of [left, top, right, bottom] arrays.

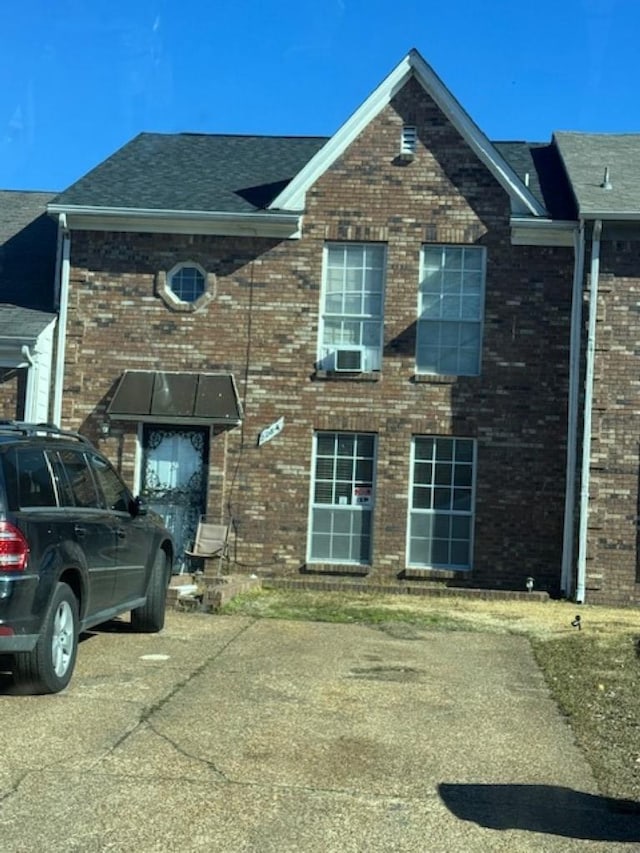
[[184, 518, 229, 576]]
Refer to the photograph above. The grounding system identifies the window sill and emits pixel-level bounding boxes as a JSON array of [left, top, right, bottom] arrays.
[[302, 562, 371, 576], [314, 370, 380, 382], [411, 373, 460, 384], [402, 567, 471, 580]]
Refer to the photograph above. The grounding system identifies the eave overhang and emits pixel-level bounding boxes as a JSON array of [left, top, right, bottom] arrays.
[[271, 49, 546, 218], [510, 217, 577, 247], [0, 316, 57, 367], [578, 210, 640, 221], [47, 204, 302, 238]]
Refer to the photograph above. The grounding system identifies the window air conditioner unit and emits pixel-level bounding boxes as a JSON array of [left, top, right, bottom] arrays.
[[334, 348, 363, 372]]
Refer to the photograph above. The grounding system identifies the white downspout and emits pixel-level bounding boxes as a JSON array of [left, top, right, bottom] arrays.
[[21, 344, 35, 421], [53, 214, 70, 427], [576, 218, 602, 603], [561, 221, 585, 596]]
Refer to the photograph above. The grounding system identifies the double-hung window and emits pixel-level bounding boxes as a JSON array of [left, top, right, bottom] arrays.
[[318, 243, 385, 372], [308, 432, 375, 564], [416, 245, 485, 375], [408, 437, 475, 570]]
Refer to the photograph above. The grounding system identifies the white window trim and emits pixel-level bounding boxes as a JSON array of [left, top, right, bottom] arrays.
[[415, 245, 486, 377], [406, 436, 477, 571], [317, 242, 387, 373], [306, 431, 377, 565]]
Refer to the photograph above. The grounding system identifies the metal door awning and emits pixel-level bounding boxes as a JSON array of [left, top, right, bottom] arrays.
[[107, 371, 243, 426]]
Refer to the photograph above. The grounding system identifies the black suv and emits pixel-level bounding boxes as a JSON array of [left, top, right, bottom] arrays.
[[0, 422, 174, 694]]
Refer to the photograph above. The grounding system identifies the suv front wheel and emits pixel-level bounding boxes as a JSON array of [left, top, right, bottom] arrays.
[[130, 549, 169, 633], [14, 582, 79, 694]]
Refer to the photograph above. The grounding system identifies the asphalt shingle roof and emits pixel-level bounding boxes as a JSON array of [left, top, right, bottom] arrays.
[[0, 190, 57, 314], [53, 133, 330, 213], [495, 142, 576, 220], [554, 132, 640, 217], [0, 303, 56, 338], [53, 132, 576, 221]]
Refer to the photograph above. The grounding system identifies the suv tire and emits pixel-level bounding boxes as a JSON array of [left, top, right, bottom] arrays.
[[131, 549, 168, 633], [13, 582, 79, 694]]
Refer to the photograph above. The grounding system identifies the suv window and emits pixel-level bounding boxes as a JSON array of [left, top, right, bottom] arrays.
[[2, 448, 58, 509], [88, 454, 131, 512], [57, 449, 100, 508]]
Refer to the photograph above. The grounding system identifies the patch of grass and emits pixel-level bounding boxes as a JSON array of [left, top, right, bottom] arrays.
[[221, 588, 477, 630], [533, 632, 640, 802], [221, 587, 640, 801]]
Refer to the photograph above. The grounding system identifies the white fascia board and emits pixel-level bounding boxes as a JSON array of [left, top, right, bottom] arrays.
[[510, 217, 577, 247], [46, 205, 302, 239], [581, 210, 640, 221], [407, 52, 546, 217], [270, 55, 415, 211], [270, 49, 546, 218]]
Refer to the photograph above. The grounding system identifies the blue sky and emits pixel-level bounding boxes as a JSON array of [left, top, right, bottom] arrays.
[[1, 0, 636, 191]]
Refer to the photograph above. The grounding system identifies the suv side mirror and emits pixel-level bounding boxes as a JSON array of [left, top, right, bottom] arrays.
[[131, 496, 149, 517]]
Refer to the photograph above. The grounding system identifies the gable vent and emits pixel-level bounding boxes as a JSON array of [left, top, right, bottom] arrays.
[[400, 125, 417, 160]]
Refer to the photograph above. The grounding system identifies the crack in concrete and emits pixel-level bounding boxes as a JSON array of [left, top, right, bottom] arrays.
[[0, 771, 30, 806], [12, 762, 430, 805], [102, 618, 257, 762], [0, 619, 423, 809], [148, 718, 230, 780]]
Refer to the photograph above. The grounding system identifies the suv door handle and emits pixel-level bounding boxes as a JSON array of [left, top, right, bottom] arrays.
[[74, 525, 86, 538], [116, 527, 126, 539]]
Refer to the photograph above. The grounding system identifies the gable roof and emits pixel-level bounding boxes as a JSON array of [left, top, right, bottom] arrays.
[[52, 134, 328, 214], [48, 49, 580, 233], [0, 190, 58, 314], [270, 49, 546, 217], [554, 132, 640, 219]]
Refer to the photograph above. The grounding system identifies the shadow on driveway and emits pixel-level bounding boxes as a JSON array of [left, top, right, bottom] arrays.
[[439, 783, 640, 842]]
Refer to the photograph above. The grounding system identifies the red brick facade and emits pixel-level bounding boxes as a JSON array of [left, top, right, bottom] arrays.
[[585, 240, 640, 605], [59, 79, 579, 596], [0, 369, 26, 420]]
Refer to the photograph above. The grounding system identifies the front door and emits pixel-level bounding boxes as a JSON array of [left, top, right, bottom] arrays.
[[140, 425, 209, 572]]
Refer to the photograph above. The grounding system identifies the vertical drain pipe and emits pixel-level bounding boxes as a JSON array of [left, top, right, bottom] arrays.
[[576, 219, 602, 603], [561, 221, 585, 596], [53, 215, 70, 427]]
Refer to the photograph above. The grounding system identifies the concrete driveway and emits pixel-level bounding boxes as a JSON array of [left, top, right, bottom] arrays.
[[0, 612, 638, 852]]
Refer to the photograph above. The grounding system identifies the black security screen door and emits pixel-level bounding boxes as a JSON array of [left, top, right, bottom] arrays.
[[141, 425, 209, 572]]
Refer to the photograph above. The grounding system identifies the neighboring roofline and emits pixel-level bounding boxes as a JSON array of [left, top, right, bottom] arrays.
[[46, 204, 302, 238], [510, 216, 578, 247], [0, 315, 57, 354], [270, 48, 546, 217], [551, 132, 640, 221]]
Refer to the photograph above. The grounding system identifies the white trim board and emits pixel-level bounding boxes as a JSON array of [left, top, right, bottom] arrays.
[[270, 49, 545, 218]]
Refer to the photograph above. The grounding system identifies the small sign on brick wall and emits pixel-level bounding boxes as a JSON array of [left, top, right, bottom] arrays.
[[258, 416, 284, 446]]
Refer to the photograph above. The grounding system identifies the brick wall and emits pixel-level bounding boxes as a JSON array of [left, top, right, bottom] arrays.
[[61, 77, 574, 595], [586, 238, 640, 605], [0, 368, 26, 420]]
